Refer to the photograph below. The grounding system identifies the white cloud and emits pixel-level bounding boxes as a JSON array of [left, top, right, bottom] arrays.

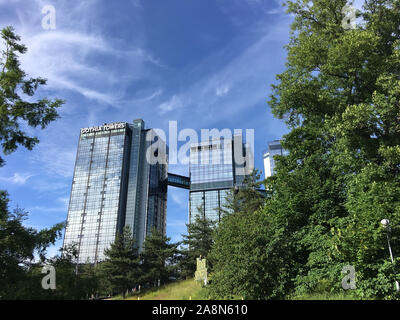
[[169, 188, 188, 209], [266, 7, 286, 15], [29, 142, 76, 179], [27, 205, 67, 213], [128, 89, 163, 104], [216, 85, 230, 97], [2, 0, 164, 110], [0, 172, 34, 185], [132, 48, 166, 68], [58, 196, 70, 207], [18, 31, 123, 106], [143, 89, 163, 101], [167, 219, 186, 228], [31, 180, 70, 193], [159, 95, 186, 114], [155, 16, 292, 129]]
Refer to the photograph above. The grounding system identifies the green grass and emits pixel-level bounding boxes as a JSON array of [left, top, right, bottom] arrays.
[[288, 292, 359, 300], [112, 280, 361, 301], [125, 279, 210, 300]]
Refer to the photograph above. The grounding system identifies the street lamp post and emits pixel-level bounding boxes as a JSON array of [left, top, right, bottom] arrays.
[[380, 219, 400, 292]]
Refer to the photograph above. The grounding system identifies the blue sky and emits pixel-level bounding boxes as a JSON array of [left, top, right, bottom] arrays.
[[0, 0, 293, 257]]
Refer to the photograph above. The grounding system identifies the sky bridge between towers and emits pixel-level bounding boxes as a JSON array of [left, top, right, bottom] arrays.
[[167, 173, 190, 190]]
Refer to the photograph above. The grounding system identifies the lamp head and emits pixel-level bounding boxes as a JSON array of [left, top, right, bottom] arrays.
[[381, 219, 390, 227]]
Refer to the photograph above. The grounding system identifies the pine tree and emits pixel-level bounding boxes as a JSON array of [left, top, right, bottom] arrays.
[[140, 227, 179, 287], [221, 169, 265, 215], [179, 211, 215, 279], [98, 226, 140, 299]]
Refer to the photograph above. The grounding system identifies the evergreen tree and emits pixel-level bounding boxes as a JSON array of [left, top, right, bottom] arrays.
[[140, 227, 180, 287], [41, 244, 98, 300], [11, 244, 100, 300], [78, 262, 100, 299], [97, 226, 140, 299], [179, 211, 215, 279], [221, 170, 265, 215]]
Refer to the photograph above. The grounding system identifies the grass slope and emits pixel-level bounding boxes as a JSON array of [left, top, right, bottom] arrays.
[[116, 280, 359, 300], [125, 279, 209, 300], [289, 292, 358, 300]]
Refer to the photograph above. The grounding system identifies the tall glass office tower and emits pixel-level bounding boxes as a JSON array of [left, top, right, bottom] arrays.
[[63, 119, 168, 264], [189, 135, 252, 224], [263, 140, 287, 178]]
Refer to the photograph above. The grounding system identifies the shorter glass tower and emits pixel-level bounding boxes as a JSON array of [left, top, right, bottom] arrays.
[[263, 140, 287, 178], [63, 120, 168, 264], [189, 135, 252, 224]]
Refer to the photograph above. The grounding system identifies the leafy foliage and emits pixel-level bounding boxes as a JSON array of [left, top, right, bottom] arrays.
[[140, 227, 180, 287], [97, 226, 140, 299], [0, 26, 64, 166], [179, 211, 216, 280], [264, 0, 400, 299], [209, 0, 400, 300], [207, 171, 291, 299], [0, 190, 64, 299]]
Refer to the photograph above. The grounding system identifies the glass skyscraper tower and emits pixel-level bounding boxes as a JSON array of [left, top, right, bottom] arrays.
[[63, 119, 168, 264], [263, 140, 287, 178], [188, 135, 252, 224]]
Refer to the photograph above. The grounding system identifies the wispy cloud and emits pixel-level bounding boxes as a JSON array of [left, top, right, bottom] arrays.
[[216, 85, 230, 97], [0, 0, 164, 110], [0, 172, 34, 185], [169, 188, 188, 209], [167, 219, 186, 228], [159, 95, 186, 114], [29, 142, 76, 179], [155, 16, 291, 129], [1, 0, 292, 251], [27, 205, 67, 214], [19, 30, 162, 106]]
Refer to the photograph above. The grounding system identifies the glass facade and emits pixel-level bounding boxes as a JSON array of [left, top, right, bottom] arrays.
[[63, 120, 168, 264], [263, 140, 288, 178], [189, 139, 234, 191], [189, 189, 230, 223], [189, 136, 249, 224], [167, 173, 190, 189], [146, 161, 168, 238]]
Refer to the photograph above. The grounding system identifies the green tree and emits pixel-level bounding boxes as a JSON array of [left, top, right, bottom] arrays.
[[221, 170, 265, 215], [0, 26, 64, 166], [0, 191, 64, 299], [179, 211, 215, 279], [97, 226, 140, 299], [140, 227, 180, 287], [78, 262, 100, 299], [0, 25, 65, 299], [209, 209, 276, 299], [263, 0, 400, 299], [10, 244, 100, 300], [207, 171, 285, 299], [46, 244, 100, 300]]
